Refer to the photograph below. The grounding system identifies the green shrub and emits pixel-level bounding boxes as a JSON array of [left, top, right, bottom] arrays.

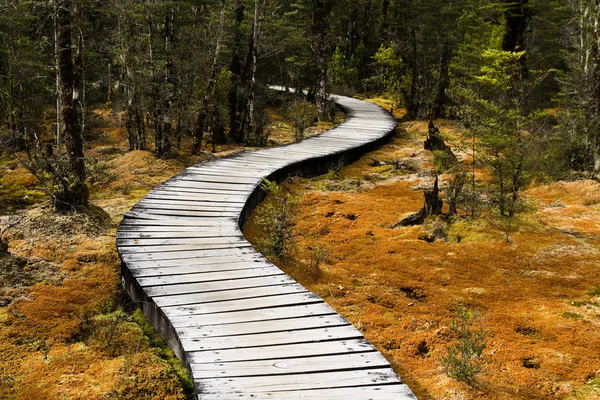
[[440, 305, 488, 385], [256, 180, 298, 260], [286, 100, 317, 142]]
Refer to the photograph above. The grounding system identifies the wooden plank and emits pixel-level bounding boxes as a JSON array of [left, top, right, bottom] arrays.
[[121, 247, 258, 262], [196, 368, 402, 394], [199, 384, 416, 400], [190, 352, 388, 379], [129, 208, 239, 218], [143, 192, 250, 203], [118, 242, 251, 254], [127, 256, 267, 271], [179, 325, 364, 352], [136, 199, 242, 210], [119, 217, 237, 227], [178, 314, 349, 339], [165, 179, 254, 191], [187, 338, 377, 364], [117, 236, 246, 247], [175, 173, 259, 185], [162, 292, 323, 318], [117, 230, 241, 239], [175, 303, 337, 329], [130, 261, 271, 278], [124, 210, 238, 221], [153, 283, 307, 307], [143, 273, 291, 295]]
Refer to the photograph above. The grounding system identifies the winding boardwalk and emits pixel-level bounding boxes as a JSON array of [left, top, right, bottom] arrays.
[[117, 93, 416, 399]]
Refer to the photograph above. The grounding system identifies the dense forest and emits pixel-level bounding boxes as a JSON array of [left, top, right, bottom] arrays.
[[2, 0, 600, 399], [2, 0, 600, 208]]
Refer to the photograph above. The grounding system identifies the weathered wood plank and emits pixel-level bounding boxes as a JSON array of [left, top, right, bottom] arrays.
[[180, 325, 364, 352], [121, 246, 258, 262], [127, 256, 267, 271], [117, 236, 246, 247], [187, 338, 376, 364], [175, 303, 337, 329], [178, 314, 349, 339], [199, 385, 416, 399], [190, 352, 388, 379], [118, 242, 251, 254], [196, 368, 402, 393], [143, 273, 291, 295], [153, 283, 307, 307], [162, 292, 323, 318]]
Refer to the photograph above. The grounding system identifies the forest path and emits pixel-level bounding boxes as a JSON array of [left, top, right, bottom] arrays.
[[116, 93, 416, 399]]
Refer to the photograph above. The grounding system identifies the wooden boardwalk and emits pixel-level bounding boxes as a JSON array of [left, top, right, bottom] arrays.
[[117, 93, 416, 399]]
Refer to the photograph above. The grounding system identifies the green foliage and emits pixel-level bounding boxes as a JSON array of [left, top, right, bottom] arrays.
[[86, 158, 118, 189], [373, 45, 405, 105], [256, 179, 298, 260], [286, 99, 317, 142], [589, 285, 600, 297], [303, 236, 329, 278], [440, 305, 488, 385]]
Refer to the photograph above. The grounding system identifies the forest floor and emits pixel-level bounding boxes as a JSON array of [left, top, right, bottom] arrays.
[[0, 99, 340, 399], [243, 101, 600, 400]]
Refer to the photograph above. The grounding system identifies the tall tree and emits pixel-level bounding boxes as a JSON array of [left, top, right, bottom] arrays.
[[55, 0, 88, 209]]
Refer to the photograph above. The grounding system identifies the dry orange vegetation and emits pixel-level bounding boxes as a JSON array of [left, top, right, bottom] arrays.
[[244, 119, 600, 400], [0, 102, 332, 399]]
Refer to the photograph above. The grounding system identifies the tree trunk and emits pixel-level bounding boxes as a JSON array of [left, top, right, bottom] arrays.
[[228, 0, 245, 143], [54, 1, 62, 156], [162, 7, 174, 156], [433, 40, 452, 118], [312, 0, 332, 121], [394, 176, 443, 226], [247, 0, 261, 143], [194, 1, 225, 154], [502, 0, 531, 76], [593, 0, 600, 179], [55, 0, 88, 210]]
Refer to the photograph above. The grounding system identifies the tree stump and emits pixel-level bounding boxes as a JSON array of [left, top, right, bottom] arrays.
[[394, 176, 443, 227]]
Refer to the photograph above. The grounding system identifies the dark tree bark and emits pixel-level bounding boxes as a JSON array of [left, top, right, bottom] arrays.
[[502, 0, 530, 52], [194, 1, 225, 153], [311, 0, 333, 121], [432, 41, 452, 118], [593, 0, 600, 179], [424, 120, 456, 168], [403, 27, 419, 119], [55, 0, 88, 210], [228, 0, 245, 143], [502, 0, 532, 76], [394, 176, 443, 226]]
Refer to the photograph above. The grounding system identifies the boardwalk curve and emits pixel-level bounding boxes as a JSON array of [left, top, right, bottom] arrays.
[[117, 93, 416, 399]]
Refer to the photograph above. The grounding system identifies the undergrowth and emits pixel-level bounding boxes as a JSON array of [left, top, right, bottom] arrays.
[[440, 305, 488, 386]]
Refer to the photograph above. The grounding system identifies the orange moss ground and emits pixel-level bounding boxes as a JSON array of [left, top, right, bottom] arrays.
[[244, 120, 600, 400], [0, 101, 335, 399]]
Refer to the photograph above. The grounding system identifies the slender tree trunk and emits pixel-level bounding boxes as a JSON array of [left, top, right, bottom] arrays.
[[502, 0, 531, 76], [433, 40, 452, 118], [592, 0, 600, 178], [404, 28, 419, 119], [56, 0, 88, 210], [162, 7, 174, 155], [247, 0, 262, 143], [312, 0, 332, 121], [54, 1, 62, 155], [193, 1, 225, 153], [315, 29, 327, 120], [228, 0, 245, 143]]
